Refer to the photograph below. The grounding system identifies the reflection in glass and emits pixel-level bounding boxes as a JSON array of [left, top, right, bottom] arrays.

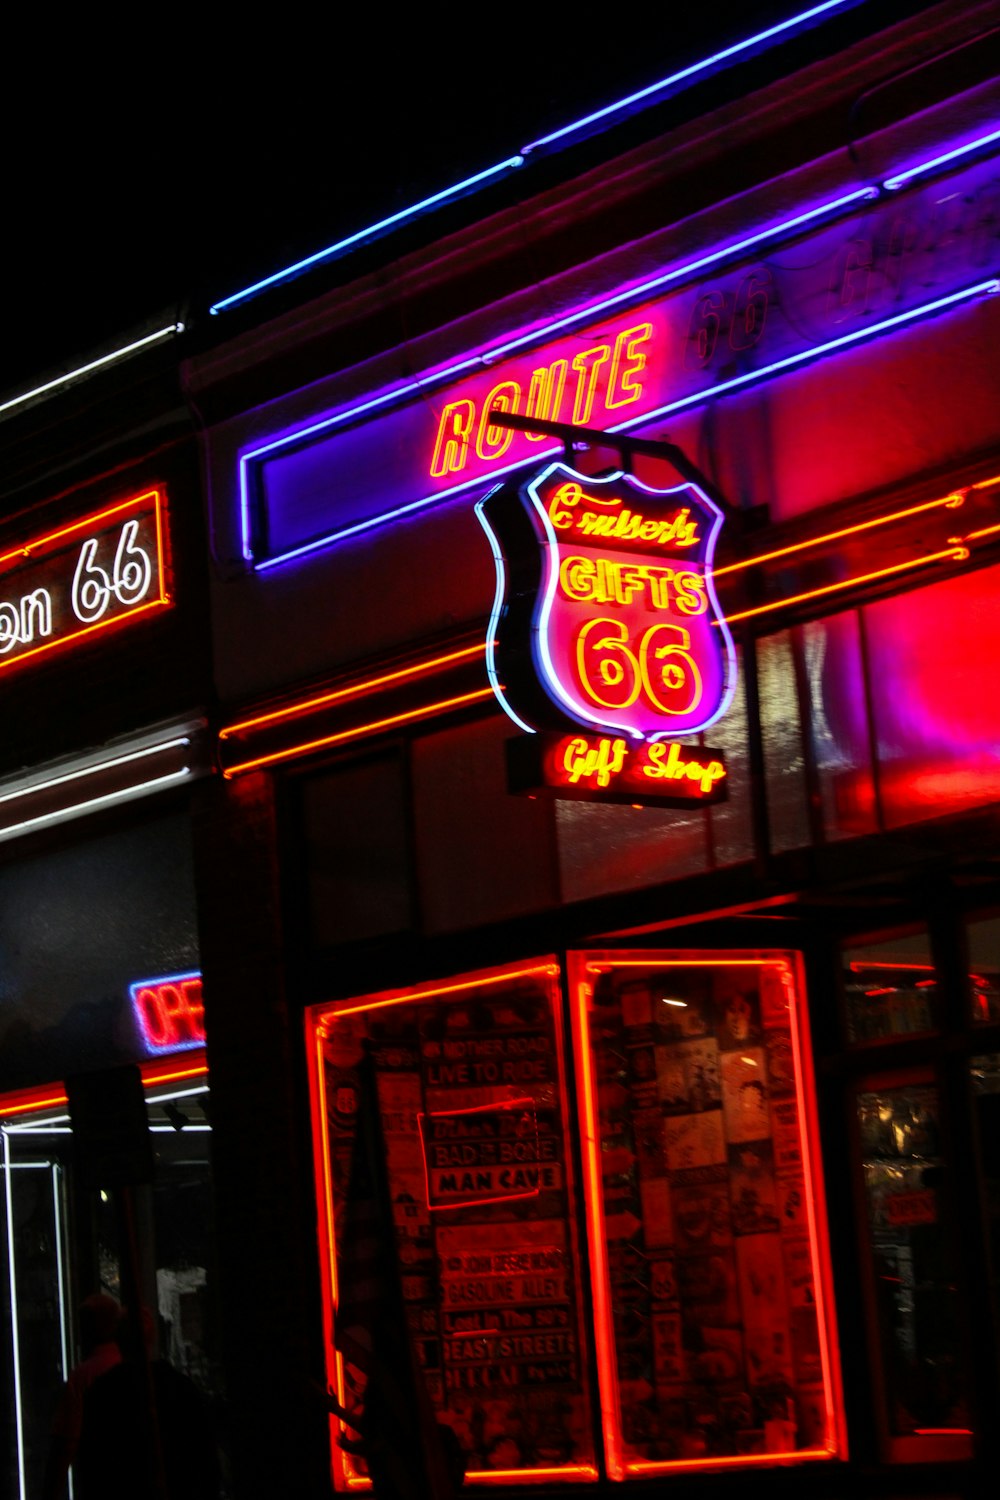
[[0, 1080, 220, 1500], [803, 613, 878, 843], [842, 933, 937, 1043], [971, 1054, 1000, 1363], [857, 1082, 970, 1438], [966, 917, 1000, 1026], [757, 631, 809, 855]]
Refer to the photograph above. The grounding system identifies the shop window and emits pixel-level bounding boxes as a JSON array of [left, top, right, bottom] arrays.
[[411, 718, 559, 934], [0, 812, 199, 1090], [841, 932, 939, 1044], [568, 950, 843, 1478], [308, 960, 597, 1489], [0, 1060, 221, 1500], [970, 1054, 1000, 1362], [801, 612, 878, 843], [854, 1073, 972, 1460], [556, 648, 752, 904], [863, 564, 1000, 830], [301, 753, 413, 946], [965, 915, 1000, 1026], [757, 631, 810, 855]]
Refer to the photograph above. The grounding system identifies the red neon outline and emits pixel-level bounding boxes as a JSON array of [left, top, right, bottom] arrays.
[[568, 951, 845, 1478], [0, 489, 171, 676], [308, 959, 599, 1490], [417, 1097, 541, 1211], [317, 962, 560, 1020], [0, 491, 162, 568], [220, 644, 484, 740], [570, 975, 622, 1480], [222, 688, 494, 778]]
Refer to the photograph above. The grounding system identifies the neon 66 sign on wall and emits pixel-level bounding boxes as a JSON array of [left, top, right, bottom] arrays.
[[0, 488, 170, 672], [477, 463, 736, 804]]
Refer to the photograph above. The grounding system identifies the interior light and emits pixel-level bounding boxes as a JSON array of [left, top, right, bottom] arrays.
[[661, 997, 688, 1007]]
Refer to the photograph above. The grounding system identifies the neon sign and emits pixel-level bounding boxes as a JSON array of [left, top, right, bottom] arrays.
[[507, 732, 728, 805], [0, 489, 170, 673], [244, 143, 1000, 570], [430, 322, 655, 479], [129, 971, 205, 1054], [478, 462, 735, 744]]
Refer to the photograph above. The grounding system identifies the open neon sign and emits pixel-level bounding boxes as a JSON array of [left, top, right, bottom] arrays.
[[478, 462, 736, 742], [129, 971, 205, 1054], [0, 489, 170, 673]]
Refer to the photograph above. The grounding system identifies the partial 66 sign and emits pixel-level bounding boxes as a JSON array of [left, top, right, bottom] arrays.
[[0, 488, 170, 673]]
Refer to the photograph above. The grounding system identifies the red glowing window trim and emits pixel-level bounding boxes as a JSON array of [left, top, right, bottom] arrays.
[[569, 950, 845, 1480], [0, 487, 171, 675], [307, 958, 597, 1489], [129, 971, 205, 1054]]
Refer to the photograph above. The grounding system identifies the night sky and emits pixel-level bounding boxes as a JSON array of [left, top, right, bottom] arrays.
[[0, 3, 926, 400]]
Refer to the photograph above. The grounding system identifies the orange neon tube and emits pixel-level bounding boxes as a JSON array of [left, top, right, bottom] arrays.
[[220, 643, 484, 739], [713, 491, 965, 578], [722, 545, 967, 625], [222, 687, 494, 777]]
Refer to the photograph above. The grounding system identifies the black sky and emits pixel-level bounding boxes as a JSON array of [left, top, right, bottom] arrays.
[[0, 3, 917, 398]]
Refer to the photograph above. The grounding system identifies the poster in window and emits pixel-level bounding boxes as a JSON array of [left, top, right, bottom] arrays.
[[569, 950, 843, 1478], [312, 961, 596, 1488]]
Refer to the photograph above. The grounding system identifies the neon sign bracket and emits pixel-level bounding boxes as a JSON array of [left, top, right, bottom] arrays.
[[485, 409, 761, 531]]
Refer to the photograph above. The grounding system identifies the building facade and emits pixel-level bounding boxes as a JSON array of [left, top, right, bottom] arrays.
[[2, 3, 999, 1497]]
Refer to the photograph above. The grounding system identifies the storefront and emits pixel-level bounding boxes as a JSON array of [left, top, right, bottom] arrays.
[[0, 442, 222, 1499], [0, 4, 997, 1499], [186, 6, 1000, 1494]]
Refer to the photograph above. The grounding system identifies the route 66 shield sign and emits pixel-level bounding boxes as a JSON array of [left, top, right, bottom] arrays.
[[476, 462, 736, 740]]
